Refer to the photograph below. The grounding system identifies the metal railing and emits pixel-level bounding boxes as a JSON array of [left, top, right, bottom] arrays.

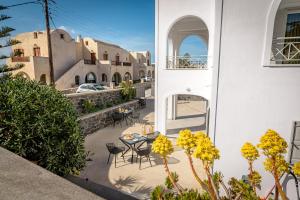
[[167, 55, 208, 69], [123, 62, 132, 66], [271, 36, 300, 64], [11, 56, 30, 62]]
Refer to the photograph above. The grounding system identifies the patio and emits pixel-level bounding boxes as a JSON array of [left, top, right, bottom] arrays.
[[80, 97, 205, 199]]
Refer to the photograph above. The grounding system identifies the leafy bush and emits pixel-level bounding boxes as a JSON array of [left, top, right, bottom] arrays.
[[120, 80, 136, 101], [82, 99, 96, 113], [0, 77, 86, 176]]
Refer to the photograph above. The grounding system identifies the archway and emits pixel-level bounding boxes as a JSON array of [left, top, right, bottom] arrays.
[[124, 72, 132, 81], [112, 72, 122, 86], [85, 72, 97, 83], [15, 71, 30, 79], [147, 70, 151, 77], [167, 16, 209, 69], [102, 73, 108, 82], [165, 94, 209, 136], [139, 70, 145, 78]]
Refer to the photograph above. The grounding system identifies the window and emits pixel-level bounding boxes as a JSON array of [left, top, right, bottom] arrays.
[[14, 49, 24, 57], [85, 72, 96, 83], [285, 13, 300, 37], [103, 51, 108, 60], [60, 34, 64, 39], [33, 47, 41, 56], [75, 75, 80, 85], [39, 74, 46, 85], [34, 32, 38, 39], [85, 41, 89, 46], [147, 59, 150, 66], [138, 59, 141, 64]]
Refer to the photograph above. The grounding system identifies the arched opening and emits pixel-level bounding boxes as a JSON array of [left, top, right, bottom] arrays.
[[112, 72, 122, 86], [15, 71, 30, 79], [165, 94, 209, 136], [39, 74, 47, 85], [147, 70, 151, 77], [102, 73, 108, 82], [139, 70, 145, 79], [85, 72, 96, 83], [33, 45, 41, 57], [270, 0, 300, 64], [124, 72, 132, 81], [75, 75, 80, 85], [167, 16, 209, 69], [115, 53, 121, 65]]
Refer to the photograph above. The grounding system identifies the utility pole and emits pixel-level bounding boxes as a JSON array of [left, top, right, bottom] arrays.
[[44, 0, 55, 87]]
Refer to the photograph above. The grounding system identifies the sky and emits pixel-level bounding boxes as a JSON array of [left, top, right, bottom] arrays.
[[2, 0, 206, 63]]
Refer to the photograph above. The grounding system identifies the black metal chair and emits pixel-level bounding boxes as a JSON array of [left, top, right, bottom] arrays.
[[133, 146, 152, 169], [111, 112, 123, 127], [106, 143, 125, 168], [130, 111, 141, 124]]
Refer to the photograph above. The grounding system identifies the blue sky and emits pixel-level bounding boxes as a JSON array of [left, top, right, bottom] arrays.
[[2, 0, 155, 61], [2, 0, 207, 63]]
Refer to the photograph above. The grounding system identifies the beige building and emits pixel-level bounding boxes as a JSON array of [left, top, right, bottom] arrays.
[[6, 29, 154, 90]]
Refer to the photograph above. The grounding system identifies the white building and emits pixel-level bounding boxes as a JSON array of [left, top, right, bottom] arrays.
[[155, 0, 300, 198]]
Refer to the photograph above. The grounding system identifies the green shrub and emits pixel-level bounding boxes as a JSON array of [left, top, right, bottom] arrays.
[[120, 80, 136, 101], [0, 77, 86, 176], [82, 99, 96, 113]]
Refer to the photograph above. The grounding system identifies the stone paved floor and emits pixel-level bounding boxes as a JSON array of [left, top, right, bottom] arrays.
[[80, 97, 206, 199]]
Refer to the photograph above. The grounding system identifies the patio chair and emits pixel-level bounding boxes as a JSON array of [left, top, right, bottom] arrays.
[[130, 111, 141, 124], [106, 143, 125, 168], [138, 98, 146, 109], [111, 112, 123, 127], [133, 146, 152, 169]]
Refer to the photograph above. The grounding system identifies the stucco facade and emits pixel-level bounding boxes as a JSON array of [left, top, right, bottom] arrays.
[[7, 29, 154, 89], [155, 0, 300, 198]]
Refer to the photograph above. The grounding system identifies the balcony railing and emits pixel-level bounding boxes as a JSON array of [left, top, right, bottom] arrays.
[[167, 56, 208, 69], [111, 61, 122, 66], [123, 62, 132, 66], [84, 59, 96, 65], [11, 56, 30, 62], [271, 36, 300, 64]]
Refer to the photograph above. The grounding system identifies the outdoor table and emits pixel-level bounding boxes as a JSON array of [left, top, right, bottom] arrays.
[[119, 132, 160, 163]]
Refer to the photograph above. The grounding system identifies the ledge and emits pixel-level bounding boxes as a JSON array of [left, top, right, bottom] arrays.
[[264, 64, 300, 68], [0, 147, 104, 200]]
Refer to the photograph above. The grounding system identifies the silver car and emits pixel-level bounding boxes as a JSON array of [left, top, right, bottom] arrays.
[[76, 83, 105, 93]]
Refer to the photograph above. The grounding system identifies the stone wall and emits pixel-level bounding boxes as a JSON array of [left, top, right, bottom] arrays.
[[61, 87, 78, 94], [79, 100, 139, 135], [66, 89, 122, 114]]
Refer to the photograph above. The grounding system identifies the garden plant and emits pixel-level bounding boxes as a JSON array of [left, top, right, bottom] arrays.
[[0, 76, 86, 176], [151, 129, 300, 200]]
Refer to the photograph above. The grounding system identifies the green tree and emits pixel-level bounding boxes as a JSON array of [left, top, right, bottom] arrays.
[[0, 5, 23, 74], [0, 77, 86, 176]]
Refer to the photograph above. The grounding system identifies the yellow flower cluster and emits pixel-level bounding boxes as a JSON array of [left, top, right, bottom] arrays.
[[193, 135, 220, 165], [292, 161, 300, 177], [249, 171, 262, 186], [263, 155, 289, 174], [257, 129, 288, 157], [176, 129, 197, 151], [152, 134, 174, 157], [241, 142, 259, 161]]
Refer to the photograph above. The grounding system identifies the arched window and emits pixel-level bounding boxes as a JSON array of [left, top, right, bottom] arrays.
[[85, 72, 96, 83], [39, 74, 46, 85], [147, 70, 151, 77], [102, 73, 108, 82], [124, 72, 132, 81], [75, 75, 80, 85], [268, 0, 300, 65], [139, 70, 145, 78]]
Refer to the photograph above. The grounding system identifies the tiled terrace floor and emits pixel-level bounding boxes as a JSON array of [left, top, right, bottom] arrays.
[[80, 98, 206, 199]]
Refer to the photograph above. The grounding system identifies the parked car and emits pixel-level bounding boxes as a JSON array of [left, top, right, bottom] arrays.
[[76, 83, 105, 93]]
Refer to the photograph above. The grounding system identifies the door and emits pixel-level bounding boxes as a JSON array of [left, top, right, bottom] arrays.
[[91, 53, 96, 64]]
